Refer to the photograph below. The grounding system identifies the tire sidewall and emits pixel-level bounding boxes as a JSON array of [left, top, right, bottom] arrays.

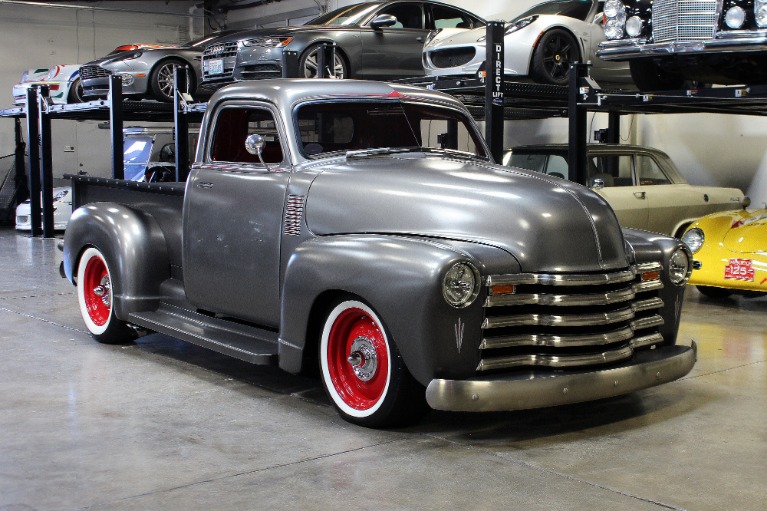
[[320, 300, 392, 419]]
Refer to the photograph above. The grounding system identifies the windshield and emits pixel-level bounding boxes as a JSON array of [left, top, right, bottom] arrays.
[[515, 0, 593, 21], [123, 136, 155, 181], [295, 100, 488, 159], [182, 30, 238, 48], [305, 3, 381, 26]]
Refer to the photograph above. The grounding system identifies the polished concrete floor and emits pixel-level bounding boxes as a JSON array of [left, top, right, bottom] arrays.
[[1, 227, 765, 511]]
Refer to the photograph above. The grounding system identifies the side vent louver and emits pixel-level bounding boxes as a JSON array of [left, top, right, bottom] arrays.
[[284, 195, 305, 236]]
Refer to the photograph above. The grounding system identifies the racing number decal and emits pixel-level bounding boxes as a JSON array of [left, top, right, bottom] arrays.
[[724, 259, 755, 282]]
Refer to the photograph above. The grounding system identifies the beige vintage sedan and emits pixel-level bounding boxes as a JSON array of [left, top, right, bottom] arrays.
[[504, 144, 746, 237]]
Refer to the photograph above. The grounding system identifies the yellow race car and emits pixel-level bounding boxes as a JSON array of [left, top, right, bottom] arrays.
[[682, 203, 767, 299]]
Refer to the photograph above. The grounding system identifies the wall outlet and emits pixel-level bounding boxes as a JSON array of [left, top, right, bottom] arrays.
[[63, 146, 75, 152]]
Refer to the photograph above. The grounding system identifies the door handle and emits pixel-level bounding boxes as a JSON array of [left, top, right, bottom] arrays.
[[196, 181, 213, 189], [633, 191, 646, 199]]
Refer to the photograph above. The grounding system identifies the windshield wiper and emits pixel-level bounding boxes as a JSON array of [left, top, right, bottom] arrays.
[[345, 146, 486, 161]]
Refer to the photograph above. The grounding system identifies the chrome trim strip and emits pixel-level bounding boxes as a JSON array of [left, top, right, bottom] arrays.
[[631, 315, 665, 331], [633, 280, 664, 293], [426, 343, 697, 412], [598, 38, 767, 59], [480, 327, 635, 350], [482, 307, 635, 329], [477, 345, 634, 371], [631, 332, 664, 348], [631, 297, 664, 312], [484, 287, 636, 308], [486, 270, 636, 287]]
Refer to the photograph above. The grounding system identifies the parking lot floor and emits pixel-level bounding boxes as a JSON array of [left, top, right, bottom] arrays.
[[1, 228, 765, 511]]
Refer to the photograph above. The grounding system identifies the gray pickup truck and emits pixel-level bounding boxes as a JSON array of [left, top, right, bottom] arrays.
[[62, 79, 697, 427]]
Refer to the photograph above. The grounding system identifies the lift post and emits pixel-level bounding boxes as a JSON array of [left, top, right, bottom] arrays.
[[14, 118, 28, 205], [109, 75, 124, 180], [174, 65, 190, 181], [25, 86, 42, 236], [484, 21, 505, 163], [568, 63, 590, 186], [38, 85, 54, 237], [316, 42, 337, 78]]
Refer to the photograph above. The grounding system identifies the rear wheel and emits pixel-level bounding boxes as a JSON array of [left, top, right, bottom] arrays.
[[149, 58, 194, 102], [319, 299, 426, 428], [530, 29, 580, 85], [629, 59, 685, 91], [76, 247, 136, 344]]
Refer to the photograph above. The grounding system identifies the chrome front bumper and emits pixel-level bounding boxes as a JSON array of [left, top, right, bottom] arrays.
[[598, 32, 767, 60], [425, 342, 696, 412]]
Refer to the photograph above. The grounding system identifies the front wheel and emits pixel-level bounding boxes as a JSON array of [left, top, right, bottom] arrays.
[[530, 29, 580, 85], [319, 299, 426, 428], [67, 77, 85, 103], [76, 247, 136, 344], [299, 45, 348, 79]]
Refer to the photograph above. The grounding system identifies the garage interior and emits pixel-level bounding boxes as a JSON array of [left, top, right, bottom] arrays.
[[1, 1, 766, 510]]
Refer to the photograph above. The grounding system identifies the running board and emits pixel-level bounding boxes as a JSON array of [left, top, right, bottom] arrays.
[[129, 303, 279, 365]]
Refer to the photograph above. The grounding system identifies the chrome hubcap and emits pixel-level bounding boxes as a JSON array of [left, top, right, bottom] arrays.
[[93, 276, 111, 307], [347, 336, 377, 381]]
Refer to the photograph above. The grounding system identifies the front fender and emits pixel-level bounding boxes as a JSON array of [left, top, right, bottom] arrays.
[[63, 203, 170, 321], [278, 235, 497, 385]]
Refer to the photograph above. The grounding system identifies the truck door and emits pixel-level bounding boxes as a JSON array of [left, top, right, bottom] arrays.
[[183, 104, 289, 328]]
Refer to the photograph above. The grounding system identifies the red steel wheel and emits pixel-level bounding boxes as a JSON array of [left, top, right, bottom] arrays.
[[76, 247, 134, 344], [320, 299, 427, 427]]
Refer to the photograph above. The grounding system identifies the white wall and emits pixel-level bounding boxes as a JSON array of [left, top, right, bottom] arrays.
[[0, 1, 203, 181]]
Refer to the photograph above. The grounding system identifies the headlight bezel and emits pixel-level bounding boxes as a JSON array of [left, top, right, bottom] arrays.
[[668, 246, 693, 286], [442, 262, 481, 309], [681, 228, 705, 255], [241, 36, 293, 48]]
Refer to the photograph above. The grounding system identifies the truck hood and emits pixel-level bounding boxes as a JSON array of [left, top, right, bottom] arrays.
[[305, 153, 630, 273]]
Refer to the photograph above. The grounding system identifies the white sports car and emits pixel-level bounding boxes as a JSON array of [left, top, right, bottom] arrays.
[[15, 187, 72, 231], [422, 0, 632, 85], [12, 65, 84, 105]]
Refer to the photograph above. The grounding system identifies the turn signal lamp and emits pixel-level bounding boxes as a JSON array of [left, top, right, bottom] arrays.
[[489, 284, 516, 295]]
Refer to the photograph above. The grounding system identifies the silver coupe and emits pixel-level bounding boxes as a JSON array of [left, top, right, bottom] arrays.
[[423, 0, 632, 85]]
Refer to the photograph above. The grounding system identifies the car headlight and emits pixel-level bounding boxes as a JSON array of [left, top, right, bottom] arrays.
[[604, 19, 625, 40], [604, 0, 625, 18], [124, 51, 143, 60], [668, 247, 692, 286], [625, 16, 643, 37], [505, 15, 537, 35], [725, 6, 746, 29], [443, 262, 480, 308], [757, 1, 767, 28], [681, 228, 704, 254], [241, 36, 293, 48]]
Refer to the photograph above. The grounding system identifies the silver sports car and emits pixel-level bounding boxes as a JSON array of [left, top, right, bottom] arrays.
[[80, 32, 236, 102], [423, 0, 631, 85], [201, 0, 485, 86]]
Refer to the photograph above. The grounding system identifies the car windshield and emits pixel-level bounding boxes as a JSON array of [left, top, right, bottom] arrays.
[[295, 100, 488, 160], [123, 136, 156, 181], [182, 31, 238, 48], [514, 0, 593, 21], [305, 3, 381, 26]]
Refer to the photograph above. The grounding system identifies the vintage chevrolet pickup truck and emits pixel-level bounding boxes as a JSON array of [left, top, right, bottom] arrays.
[[62, 79, 697, 427]]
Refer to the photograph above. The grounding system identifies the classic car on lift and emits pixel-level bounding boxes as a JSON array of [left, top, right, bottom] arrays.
[[504, 143, 745, 237], [12, 65, 84, 105], [80, 32, 236, 102], [598, 0, 767, 89], [682, 204, 767, 299], [200, 0, 484, 86], [422, 0, 632, 85], [61, 79, 696, 428]]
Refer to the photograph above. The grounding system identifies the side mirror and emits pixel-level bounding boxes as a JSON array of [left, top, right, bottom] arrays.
[[371, 14, 398, 30], [245, 133, 265, 156]]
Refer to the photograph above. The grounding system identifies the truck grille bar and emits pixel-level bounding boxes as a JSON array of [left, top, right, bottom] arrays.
[[478, 264, 667, 372], [652, 0, 719, 43]]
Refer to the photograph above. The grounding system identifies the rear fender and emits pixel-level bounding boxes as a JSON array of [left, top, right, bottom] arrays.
[[63, 203, 171, 321]]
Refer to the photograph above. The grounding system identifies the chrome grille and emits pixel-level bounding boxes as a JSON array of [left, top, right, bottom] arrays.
[[202, 42, 239, 80], [79, 65, 111, 80], [428, 47, 476, 69], [652, 0, 718, 43], [478, 264, 666, 372]]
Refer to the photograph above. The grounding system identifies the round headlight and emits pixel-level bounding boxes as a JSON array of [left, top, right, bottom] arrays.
[[604, 0, 625, 18], [725, 6, 746, 29], [668, 247, 692, 286], [626, 16, 643, 37], [443, 262, 480, 308], [604, 19, 625, 40], [681, 227, 704, 254], [757, 5, 767, 27]]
